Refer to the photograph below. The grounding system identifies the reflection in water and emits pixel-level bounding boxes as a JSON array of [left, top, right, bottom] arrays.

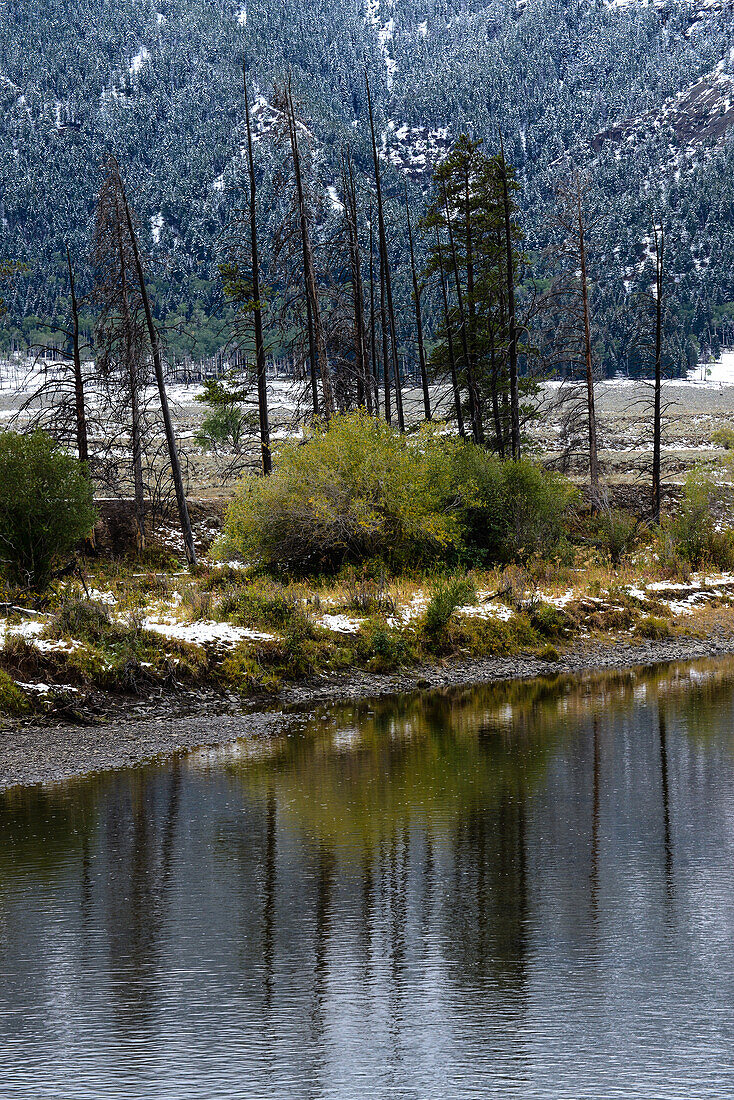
[[1, 658, 734, 1098]]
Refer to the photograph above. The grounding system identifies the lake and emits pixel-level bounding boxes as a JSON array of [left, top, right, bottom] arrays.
[[1, 660, 733, 1098]]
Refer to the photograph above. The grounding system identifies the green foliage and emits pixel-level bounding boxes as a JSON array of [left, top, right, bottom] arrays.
[[594, 509, 640, 566], [0, 431, 96, 591], [220, 413, 467, 573], [456, 449, 577, 564], [0, 669, 29, 716], [668, 466, 734, 569], [635, 615, 673, 639], [528, 601, 573, 640], [221, 414, 576, 575], [195, 405, 250, 452], [194, 377, 256, 454], [711, 426, 734, 450], [423, 575, 476, 636]]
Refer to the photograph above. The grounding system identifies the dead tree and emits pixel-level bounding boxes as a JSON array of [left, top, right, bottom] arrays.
[[66, 248, 88, 463], [443, 184, 482, 444], [92, 160, 147, 550], [368, 208, 380, 416], [342, 152, 371, 413], [366, 72, 404, 431], [285, 79, 334, 418], [549, 171, 600, 504], [404, 182, 431, 421], [499, 134, 521, 459], [652, 224, 664, 524], [243, 61, 271, 473], [119, 175, 197, 566], [435, 224, 466, 438]]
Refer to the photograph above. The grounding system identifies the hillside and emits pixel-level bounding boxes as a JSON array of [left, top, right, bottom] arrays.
[[2, 0, 734, 369]]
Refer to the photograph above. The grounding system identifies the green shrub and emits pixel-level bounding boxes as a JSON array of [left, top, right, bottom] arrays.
[[712, 426, 734, 450], [356, 618, 413, 671], [594, 509, 639, 566], [455, 449, 577, 564], [668, 467, 734, 570], [46, 598, 113, 645], [220, 413, 576, 575], [231, 581, 302, 628], [528, 601, 573, 640], [635, 615, 673, 639], [422, 575, 476, 636], [0, 669, 30, 715], [0, 431, 96, 591], [220, 413, 466, 573]]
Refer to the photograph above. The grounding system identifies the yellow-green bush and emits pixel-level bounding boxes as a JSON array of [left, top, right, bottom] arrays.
[[220, 412, 576, 575]]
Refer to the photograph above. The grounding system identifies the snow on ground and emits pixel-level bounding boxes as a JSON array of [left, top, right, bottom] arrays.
[[317, 614, 365, 634], [685, 351, 734, 385], [141, 617, 275, 647]]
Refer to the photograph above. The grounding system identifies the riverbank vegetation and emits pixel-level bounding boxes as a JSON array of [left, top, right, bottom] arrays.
[[3, 411, 734, 720]]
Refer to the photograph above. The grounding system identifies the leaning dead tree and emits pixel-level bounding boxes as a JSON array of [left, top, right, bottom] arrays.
[[93, 158, 197, 564]]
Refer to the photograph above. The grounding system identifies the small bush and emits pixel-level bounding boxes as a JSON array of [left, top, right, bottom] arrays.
[[455, 450, 577, 564], [540, 644, 560, 662], [0, 431, 97, 591], [46, 598, 113, 645], [635, 615, 673, 639], [342, 576, 396, 616], [356, 618, 413, 671], [0, 669, 29, 715], [712, 426, 734, 450], [668, 467, 734, 570], [229, 581, 303, 629], [528, 602, 573, 640], [422, 575, 476, 636], [595, 509, 639, 567], [220, 413, 465, 573]]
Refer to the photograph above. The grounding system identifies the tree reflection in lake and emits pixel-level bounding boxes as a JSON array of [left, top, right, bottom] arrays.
[[0, 658, 733, 1098]]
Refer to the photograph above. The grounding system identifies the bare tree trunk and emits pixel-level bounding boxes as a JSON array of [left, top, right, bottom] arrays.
[[366, 74, 404, 431], [405, 183, 431, 421], [577, 179, 599, 502], [368, 211, 380, 417], [435, 225, 465, 438], [121, 185, 197, 566], [463, 166, 483, 443], [286, 81, 333, 417], [244, 62, 271, 474], [499, 136, 521, 460], [379, 231, 391, 424], [343, 155, 370, 412], [66, 247, 88, 464], [652, 224, 664, 524], [489, 326, 504, 457], [443, 186, 482, 444], [112, 192, 146, 553]]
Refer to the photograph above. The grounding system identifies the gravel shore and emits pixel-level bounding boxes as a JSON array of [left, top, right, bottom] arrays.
[[2, 630, 732, 790]]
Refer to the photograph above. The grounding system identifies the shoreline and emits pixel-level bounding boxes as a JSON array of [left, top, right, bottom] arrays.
[[2, 629, 732, 791]]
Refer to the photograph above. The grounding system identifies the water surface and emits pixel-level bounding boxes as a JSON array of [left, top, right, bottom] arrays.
[[1, 661, 733, 1098]]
